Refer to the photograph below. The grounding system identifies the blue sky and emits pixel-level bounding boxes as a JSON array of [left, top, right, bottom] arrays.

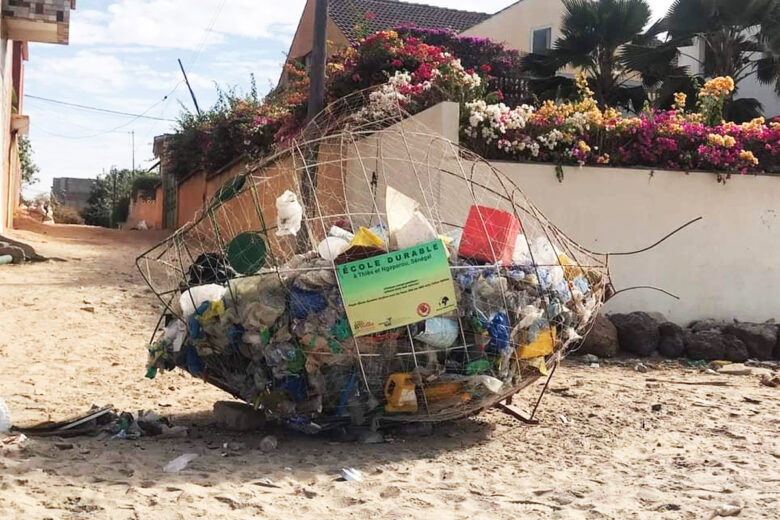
[[22, 0, 674, 198]]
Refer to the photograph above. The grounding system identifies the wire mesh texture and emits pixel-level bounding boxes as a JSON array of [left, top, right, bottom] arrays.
[[137, 90, 610, 432]]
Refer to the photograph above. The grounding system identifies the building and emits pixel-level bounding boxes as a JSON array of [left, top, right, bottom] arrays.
[[461, 0, 562, 56], [0, 0, 75, 234], [286, 0, 490, 69], [51, 176, 93, 212], [465, 0, 780, 117]]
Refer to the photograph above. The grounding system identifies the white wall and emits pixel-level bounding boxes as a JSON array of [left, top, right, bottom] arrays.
[[462, 0, 565, 55], [496, 162, 780, 324]]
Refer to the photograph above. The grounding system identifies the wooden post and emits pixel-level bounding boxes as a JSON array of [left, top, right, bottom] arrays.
[[297, 0, 328, 252]]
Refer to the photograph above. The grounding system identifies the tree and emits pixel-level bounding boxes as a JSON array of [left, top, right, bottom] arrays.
[[19, 136, 39, 186], [81, 169, 151, 228], [521, 0, 655, 110], [625, 0, 780, 120]]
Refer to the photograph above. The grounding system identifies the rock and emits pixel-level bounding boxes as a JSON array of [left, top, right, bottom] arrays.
[[577, 314, 619, 358], [259, 435, 278, 452], [359, 430, 385, 444], [685, 330, 749, 362], [646, 312, 667, 325], [658, 322, 685, 358], [581, 353, 599, 363], [213, 401, 266, 432], [634, 363, 649, 373], [651, 404, 662, 412], [80, 306, 95, 313], [724, 322, 778, 360], [717, 363, 752, 376], [54, 442, 74, 450], [608, 312, 659, 356], [689, 319, 728, 333], [685, 331, 726, 360], [722, 334, 750, 362], [761, 375, 780, 388]]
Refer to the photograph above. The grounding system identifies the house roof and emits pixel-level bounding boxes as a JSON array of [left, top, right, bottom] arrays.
[[328, 0, 490, 42]]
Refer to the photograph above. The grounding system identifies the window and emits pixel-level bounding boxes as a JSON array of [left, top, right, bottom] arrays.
[[532, 27, 552, 54]]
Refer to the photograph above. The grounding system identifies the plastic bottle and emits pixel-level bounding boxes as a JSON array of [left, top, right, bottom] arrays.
[[0, 397, 10, 433]]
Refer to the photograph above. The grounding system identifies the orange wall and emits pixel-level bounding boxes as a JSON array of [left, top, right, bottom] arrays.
[[176, 170, 207, 227], [127, 185, 163, 229]]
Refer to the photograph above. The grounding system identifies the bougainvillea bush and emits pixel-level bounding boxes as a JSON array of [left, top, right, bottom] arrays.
[[165, 29, 502, 178], [460, 75, 780, 175], [164, 29, 780, 180]]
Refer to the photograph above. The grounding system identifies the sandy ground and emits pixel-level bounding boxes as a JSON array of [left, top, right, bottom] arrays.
[[0, 216, 779, 520]]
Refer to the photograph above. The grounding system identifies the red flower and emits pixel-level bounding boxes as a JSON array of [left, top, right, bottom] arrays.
[[364, 11, 376, 21], [391, 59, 403, 67], [480, 64, 492, 73]]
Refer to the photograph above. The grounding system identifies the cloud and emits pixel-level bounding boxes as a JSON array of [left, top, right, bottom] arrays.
[[25, 50, 184, 94], [71, 0, 306, 49]]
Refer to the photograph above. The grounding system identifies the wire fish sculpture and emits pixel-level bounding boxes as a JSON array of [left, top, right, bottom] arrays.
[[137, 91, 610, 432]]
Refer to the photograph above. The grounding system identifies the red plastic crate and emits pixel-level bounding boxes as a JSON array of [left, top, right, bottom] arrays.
[[458, 205, 521, 265]]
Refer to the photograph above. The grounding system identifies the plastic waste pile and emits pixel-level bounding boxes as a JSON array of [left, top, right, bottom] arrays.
[[142, 181, 608, 432]]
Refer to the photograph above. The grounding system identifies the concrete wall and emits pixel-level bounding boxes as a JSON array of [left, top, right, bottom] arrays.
[[463, 0, 565, 55], [495, 162, 780, 324]]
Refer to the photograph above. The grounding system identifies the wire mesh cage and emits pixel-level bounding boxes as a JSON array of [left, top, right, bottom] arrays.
[[137, 91, 610, 432]]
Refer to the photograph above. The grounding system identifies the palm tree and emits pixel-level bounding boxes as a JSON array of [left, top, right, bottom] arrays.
[[625, 0, 780, 120], [521, 0, 655, 110]]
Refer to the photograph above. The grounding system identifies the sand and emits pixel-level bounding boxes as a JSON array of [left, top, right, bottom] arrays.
[[1, 215, 779, 519]]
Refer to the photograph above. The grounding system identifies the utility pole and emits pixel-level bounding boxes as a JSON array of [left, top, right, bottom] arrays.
[[109, 166, 117, 229], [307, 0, 328, 122], [178, 58, 202, 115], [131, 130, 135, 173], [298, 0, 328, 252]]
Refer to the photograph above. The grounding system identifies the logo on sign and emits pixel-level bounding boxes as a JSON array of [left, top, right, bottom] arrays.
[[417, 302, 431, 317]]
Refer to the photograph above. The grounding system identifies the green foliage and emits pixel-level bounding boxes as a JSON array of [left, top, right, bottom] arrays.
[[165, 76, 269, 179], [18, 136, 39, 186], [81, 169, 145, 228], [627, 0, 780, 120], [521, 0, 654, 110], [53, 205, 84, 225], [131, 173, 161, 200]]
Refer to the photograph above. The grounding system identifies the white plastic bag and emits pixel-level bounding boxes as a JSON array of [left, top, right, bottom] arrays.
[[317, 236, 350, 261], [179, 284, 226, 318], [386, 186, 437, 249], [275, 190, 303, 236]]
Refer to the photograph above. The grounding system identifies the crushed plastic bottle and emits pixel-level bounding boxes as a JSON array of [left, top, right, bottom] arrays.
[[163, 453, 198, 473], [0, 397, 11, 434]]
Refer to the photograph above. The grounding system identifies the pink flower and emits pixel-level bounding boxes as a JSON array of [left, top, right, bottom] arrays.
[[480, 64, 492, 73], [391, 59, 403, 67], [364, 12, 376, 21], [352, 73, 361, 82]]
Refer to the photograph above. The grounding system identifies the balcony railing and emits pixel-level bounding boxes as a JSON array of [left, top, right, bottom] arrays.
[[2, 0, 75, 44]]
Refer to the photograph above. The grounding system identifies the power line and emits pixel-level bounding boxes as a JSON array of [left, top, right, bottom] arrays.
[[25, 94, 177, 121]]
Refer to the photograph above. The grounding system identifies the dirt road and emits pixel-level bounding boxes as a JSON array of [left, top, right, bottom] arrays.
[[1, 218, 778, 519]]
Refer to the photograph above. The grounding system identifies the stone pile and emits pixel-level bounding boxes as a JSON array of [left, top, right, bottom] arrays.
[[577, 312, 780, 361]]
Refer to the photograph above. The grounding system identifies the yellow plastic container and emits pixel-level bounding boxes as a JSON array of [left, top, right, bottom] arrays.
[[423, 382, 464, 401], [517, 327, 555, 359], [384, 373, 418, 413]]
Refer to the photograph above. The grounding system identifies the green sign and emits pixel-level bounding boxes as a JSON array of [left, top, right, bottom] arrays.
[[336, 239, 458, 337]]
